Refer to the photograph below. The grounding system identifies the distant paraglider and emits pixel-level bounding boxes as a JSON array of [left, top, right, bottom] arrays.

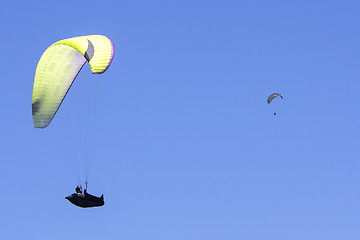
[[267, 93, 283, 115]]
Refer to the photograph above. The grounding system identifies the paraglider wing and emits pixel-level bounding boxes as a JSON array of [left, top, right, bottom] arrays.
[[32, 35, 114, 128], [267, 93, 283, 104]]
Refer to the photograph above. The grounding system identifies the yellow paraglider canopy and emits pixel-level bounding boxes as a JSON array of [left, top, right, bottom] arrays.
[[32, 35, 114, 128]]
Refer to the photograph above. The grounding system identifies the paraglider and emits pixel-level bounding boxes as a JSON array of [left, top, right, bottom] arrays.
[[267, 93, 283, 115], [32, 35, 114, 207]]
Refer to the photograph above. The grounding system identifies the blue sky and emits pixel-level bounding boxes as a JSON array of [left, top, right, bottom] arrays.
[[1, 0, 360, 239]]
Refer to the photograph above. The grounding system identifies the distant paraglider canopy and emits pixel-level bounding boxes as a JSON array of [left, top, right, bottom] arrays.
[[267, 93, 283, 104]]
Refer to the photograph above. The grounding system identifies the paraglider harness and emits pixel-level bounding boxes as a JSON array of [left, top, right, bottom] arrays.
[[66, 182, 104, 208]]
